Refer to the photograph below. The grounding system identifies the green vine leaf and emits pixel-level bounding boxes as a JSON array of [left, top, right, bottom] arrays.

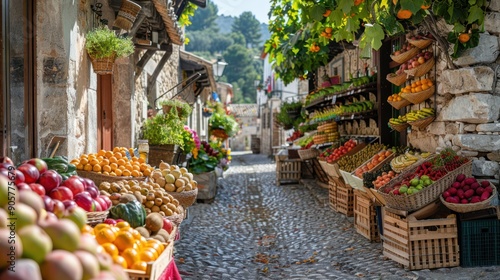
[[363, 23, 385, 50], [468, 5, 484, 25], [400, 0, 424, 14], [310, 5, 325, 21]]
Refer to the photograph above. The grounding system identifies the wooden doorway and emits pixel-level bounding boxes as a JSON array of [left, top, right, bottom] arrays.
[[97, 75, 113, 151]]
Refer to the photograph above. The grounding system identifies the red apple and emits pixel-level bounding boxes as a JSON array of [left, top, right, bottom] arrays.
[[63, 200, 77, 213], [162, 218, 174, 234], [26, 158, 48, 175], [0, 156, 14, 165], [38, 170, 60, 192], [17, 163, 40, 184], [92, 200, 102, 212], [99, 195, 112, 209], [86, 185, 99, 199], [14, 169, 25, 185], [94, 196, 108, 211], [52, 199, 66, 218], [16, 182, 32, 192], [74, 192, 95, 212], [49, 186, 74, 202], [42, 195, 55, 212], [61, 176, 85, 196], [103, 219, 117, 226], [29, 183, 46, 196]]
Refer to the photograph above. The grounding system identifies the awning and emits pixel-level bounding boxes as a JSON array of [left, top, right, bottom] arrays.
[[179, 50, 217, 101]]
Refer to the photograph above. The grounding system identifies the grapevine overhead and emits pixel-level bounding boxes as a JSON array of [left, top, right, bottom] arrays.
[[265, 0, 488, 84]]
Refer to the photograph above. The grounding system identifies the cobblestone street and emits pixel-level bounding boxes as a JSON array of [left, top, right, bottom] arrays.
[[175, 153, 500, 280]]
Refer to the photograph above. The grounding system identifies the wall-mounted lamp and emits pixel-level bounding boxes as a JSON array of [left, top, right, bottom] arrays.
[[212, 58, 228, 82]]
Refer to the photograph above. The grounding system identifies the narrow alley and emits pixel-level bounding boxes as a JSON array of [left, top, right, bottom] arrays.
[[175, 153, 500, 280]]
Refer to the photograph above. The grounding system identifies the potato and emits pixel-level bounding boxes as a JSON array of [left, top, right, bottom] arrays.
[[154, 198, 163, 206]]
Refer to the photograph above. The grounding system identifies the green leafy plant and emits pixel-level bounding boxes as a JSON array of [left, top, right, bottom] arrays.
[[208, 112, 239, 137], [85, 26, 135, 59], [141, 111, 185, 146], [188, 149, 219, 174], [159, 98, 192, 120]]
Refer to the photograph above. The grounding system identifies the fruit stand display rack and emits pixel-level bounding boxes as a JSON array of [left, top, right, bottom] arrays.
[[354, 189, 380, 242]]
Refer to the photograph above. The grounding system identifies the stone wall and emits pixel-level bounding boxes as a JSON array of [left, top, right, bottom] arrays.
[[408, 4, 500, 182]]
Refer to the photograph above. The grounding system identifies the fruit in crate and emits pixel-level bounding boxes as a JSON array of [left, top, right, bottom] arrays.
[[372, 171, 397, 190], [390, 151, 431, 170], [387, 92, 404, 102], [98, 179, 182, 217], [318, 139, 357, 163], [442, 175, 494, 204], [395, 51, 433, 75], [389, 175, 434, 195], [389, 115, 408, 126], [405, 108, 435, 122], [91, 221, 169, 270], [149, 162, 197, 193], [71, 147, 154, 177], [354, 150, 394, 178], [337, 143, 386, 172]]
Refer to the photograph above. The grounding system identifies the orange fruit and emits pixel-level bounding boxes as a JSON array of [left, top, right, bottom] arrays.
[[131, 261, 147, 271], [122, 170, 132, 177], [121, 248, 139, 268], [109, 156, 118, 164], [138, 157, 146, 164], [81, 224, 94, 235], [114, 231, 135, 251], [117, 159, 126, 166], [114, 152, 123, 160], [130, 229, 142, 240], [397, 9, 412, 19], [95, 228, 116, 245], [102, 243, 119, 258], [113, 255, 128, 268], [94, 223, 110, 231], [84, 164, 93, 171], [102, 165, 112, 173], [143, 169, 151, 176], [105, 151, 114, 158], [115, 169, 123, 176], [139, 249, 157, 262], [76, 163, 84, 170], [458, 33, 470, 43], [100, 159, 110, 166], [93, 164, 102, 172], [110, 162, 118, 171], [421, 84, 429, 90], [146, 239, 164, 252], [113, 147, 121, 153], [116, 221, 131, 231]]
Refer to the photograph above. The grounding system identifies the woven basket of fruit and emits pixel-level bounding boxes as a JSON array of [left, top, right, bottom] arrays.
[[77, 170, 146, 186], [387, 98, 411, 110], [298, 148, 320, 160], [166, 188, 198, 208], [407, 38, 434, 49], [388, 122, 409, 132], [86, 211, 109, 226], [386, 72, 407, 86], [405, 57, 435, 78], [440, 178, 498, 213], [401, 85, 435, 105], [408, 115, 435, 130], [390, 47, 419, 64]]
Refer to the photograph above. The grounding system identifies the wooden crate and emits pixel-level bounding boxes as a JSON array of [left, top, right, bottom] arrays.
[[329, 180, 337, 211], [276, 158, 301, 186], [126, 241, 174, 280], [310, 158, 329, 184], [354, 189, 380, 242], [336, 183, 354, 217], [382, 206, 459, 270]]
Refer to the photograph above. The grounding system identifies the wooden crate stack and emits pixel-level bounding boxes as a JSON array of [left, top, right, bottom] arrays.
[[382, 206, 460, 270], [275, 156, 301, 186], [354, 189, 380, 242], [336, 182, 354, 217]]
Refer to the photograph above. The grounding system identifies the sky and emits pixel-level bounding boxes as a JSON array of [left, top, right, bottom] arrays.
[[211, 0, 272, 24]]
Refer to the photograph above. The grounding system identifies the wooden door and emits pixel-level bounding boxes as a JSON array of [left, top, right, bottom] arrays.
[[97, 75, 113, 151]]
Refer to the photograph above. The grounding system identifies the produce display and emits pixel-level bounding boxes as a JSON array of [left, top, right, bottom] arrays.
[[390, 150, 431, 171], [389, 108, 435, 126], [394, 50, 433, 75], [371, 170, 397, 190], [339, 100, 374, 115], [91, 220, 171, 270], [389, 174, 435, 195], [0, 174, 129, 280], [149, 162, 197, 192], [286, 130, 303, 142], [296, 135, 314, 150], [43, 156, 78, 179], [72, 147, 154, 177], [337, 143, 386, 172], [401, 78, 434, 95], [353, 150, 394, 178], [313, 122, 339, 144], [442, 175, 494, 204], [318, 139, 357, 163], [391, 42, 417, 59]]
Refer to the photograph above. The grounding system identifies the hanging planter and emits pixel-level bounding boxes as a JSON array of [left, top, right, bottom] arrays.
[[85, 26, 135, 75], [113, 0, 142, 31]]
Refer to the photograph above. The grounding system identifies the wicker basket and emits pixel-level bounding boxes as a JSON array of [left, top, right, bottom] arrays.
[[148, 144, 180, 166], [390, 47, 419, 64], [440, 181, 499, 213], [388, 122, 409, 132], [298, 148, 320, 160], [387, 98, 411, 110], [401, 85, 435, 104], [90, 55, 116, 75], [408, 38, 434, 49], [405, 57, 435, 78], [113, 0, 142, 31], [166, 188, 198, 208], [378, 161, 472, 211], [408, 116, 435, 130], [164, 206, 185, 226], [86, 211, 109, 226], [386, 72, 407, 86], [77, 170, 146, 186], [162, 105, 183, 116]]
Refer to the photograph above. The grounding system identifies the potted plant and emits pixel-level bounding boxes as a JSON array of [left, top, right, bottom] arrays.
[[276, 101, 305, 130], [159, 99, 192, 120], [208, 112, 239, 139], [85, 26, 135, 75], [141, 111, 185, 166]]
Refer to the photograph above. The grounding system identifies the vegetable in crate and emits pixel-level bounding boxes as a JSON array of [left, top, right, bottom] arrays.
[[109, 200, 147, 228], [337, 143, 386, 172]]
